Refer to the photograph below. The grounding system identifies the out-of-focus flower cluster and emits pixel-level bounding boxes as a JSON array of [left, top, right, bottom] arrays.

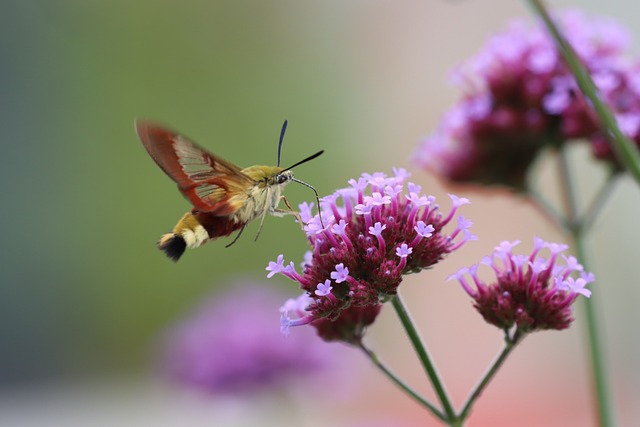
[[414, 10, 640, 189], [450, 238, 593, 333], [267, 169, 474, 342], [162, 284, 347, 395]]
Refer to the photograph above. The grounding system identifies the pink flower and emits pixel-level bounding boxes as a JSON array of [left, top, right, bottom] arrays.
[[268, 170, 474, 341], [449, 238, 594, 332], [414, 10, 640, 188]]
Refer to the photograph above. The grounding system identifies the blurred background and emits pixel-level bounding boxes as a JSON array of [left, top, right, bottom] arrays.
[[1, 0, 639, 426]]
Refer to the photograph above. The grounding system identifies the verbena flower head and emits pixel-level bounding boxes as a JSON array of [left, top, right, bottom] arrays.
[[414, 10, 640, 189], [267, 169, 475, 342], [449, 237, 593, 333], [162, 284, 342, 395]]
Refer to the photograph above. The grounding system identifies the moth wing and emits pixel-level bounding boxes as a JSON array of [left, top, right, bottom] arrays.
[[136, 120, 254, 215]]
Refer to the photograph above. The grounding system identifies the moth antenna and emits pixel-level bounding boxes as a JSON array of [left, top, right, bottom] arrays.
[[277, 119, 288, 167], [292, 178, 325, 228], [282, 150, 324, 171]]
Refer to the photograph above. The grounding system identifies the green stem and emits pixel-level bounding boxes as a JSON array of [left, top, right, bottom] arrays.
[[556, 149, 616, 427], [457, 331, 524, 421], [572, 226, 615, 427], [557, 146, 579, 230], [526, 0, 640, 185], [539, 148, 615, 427], [582, 172, 619, 231], [358, 342, 446, 422], [530, 150, 616, 426], [527, 185, 567, 230], [391, 294, 456, 421]]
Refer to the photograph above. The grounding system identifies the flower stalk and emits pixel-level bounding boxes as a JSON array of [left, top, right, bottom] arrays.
[[457, 330, 523, 421], [528, 145, 615, 427], [557, 147, 616, 427], [391, 294, 456, 421], [518, 146, 617, 427], [358, 341, 446, 422], [572, 224, 614, 427]]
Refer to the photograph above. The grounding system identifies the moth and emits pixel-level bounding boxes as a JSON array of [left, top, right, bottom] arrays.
[[136, 119, 323, 261]]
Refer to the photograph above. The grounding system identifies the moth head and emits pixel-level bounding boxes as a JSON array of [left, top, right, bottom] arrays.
[[275, 169, 294, 185]]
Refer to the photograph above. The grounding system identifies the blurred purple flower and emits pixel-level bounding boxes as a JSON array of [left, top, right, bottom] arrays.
[[267, 169, 474, 342], [449, 237, 594, 333], [414, 10, 640, 189], [162, 283, 345, 395]]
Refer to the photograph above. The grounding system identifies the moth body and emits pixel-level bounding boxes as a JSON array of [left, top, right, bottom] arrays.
[[158, 166, 293, 261], [135, 119, 317, 262]]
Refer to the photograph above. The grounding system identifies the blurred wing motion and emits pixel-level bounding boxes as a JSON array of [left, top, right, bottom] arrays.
[[136, 120, 254, 216], [136, 120, 259, 261], [135, 119, 319, 262]]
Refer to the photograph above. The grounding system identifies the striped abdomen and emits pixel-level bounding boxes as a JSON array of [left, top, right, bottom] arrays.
[[158, 210, 244, 261]]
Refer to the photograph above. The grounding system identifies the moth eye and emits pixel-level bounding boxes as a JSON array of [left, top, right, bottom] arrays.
[[276, 174, 288, 184]]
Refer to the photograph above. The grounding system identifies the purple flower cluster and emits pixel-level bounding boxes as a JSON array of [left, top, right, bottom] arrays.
[[266, 169, 475, 342], [162, 284, 341, 394], [414, 10, 640, 189], [449, 238, 593, 332]]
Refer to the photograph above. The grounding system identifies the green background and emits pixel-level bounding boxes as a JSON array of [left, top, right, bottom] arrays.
[[1, 0, 377, 382]]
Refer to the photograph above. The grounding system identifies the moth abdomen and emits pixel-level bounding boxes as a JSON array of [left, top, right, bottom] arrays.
[[158, 233, 187, 262]]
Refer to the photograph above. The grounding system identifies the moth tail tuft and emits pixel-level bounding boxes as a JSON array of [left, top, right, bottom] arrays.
[[158, 233, 187, 262]]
